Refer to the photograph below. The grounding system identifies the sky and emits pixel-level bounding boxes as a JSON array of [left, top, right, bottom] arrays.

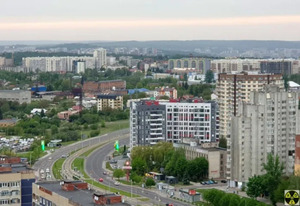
[[1, 0, 300, 41]]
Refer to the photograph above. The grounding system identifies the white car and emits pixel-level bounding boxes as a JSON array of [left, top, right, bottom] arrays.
[[114, 182, 120, 186], [46, 168, 50, 173]]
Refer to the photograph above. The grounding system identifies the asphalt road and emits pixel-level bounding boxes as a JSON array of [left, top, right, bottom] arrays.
[[33, 128, 129, 180], [86, 137, 191, 206]]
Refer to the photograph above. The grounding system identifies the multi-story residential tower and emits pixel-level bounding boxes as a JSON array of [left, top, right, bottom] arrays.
[[130, 100, 219, 148], [216, 73, 284, 138], [229, 85, 299, 187], [168, 58, 210, 74], [93, 48, 107, 68], [0, 156, 35, 206], [130, 101, 166, 148], [211, 59, 261, 73]]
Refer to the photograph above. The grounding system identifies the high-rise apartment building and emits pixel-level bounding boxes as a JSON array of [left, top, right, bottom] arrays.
[[260, 60, 292, 75], [216, 73, 284, 138], [229, 85, 299, 187], [130, 100, 219, 148], [0, 156, 35, 206], [211, 59, 261, 74], [93, 48, 107, 68]]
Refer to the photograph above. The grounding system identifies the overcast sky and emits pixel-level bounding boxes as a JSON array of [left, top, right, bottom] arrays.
[[1, 0, 300, 41]]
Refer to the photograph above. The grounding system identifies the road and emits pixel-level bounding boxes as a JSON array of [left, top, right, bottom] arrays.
[[86, 137, 191, 206], [33, 129, 129, 180]]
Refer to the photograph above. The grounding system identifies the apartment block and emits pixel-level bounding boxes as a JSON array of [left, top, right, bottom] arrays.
[[97, 94, 123, 111], [93, 48, 107, 68], [216, 73, 283, 138], [260, 60, 292, 75], [130, 100, 219, 148], [32, 180, 124, 206], [211, 59, 261, 73], [229, 85, 299, 187], [0, 156, 35, 206], [0, 90, 31, 104], [168, 58, 210, 74]]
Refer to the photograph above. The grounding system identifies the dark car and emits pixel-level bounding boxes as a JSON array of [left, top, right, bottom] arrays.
[[221, 180, 227, 183], [201, 181, 207, 185]]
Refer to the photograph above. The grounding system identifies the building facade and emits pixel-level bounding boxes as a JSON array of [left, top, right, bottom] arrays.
[[0, 90, 31, 104], [216, 73, 283, 138], [168, 58, 210, 74], [229, 85, 299, 187], [260, 60, 292, 75], [97, 94, 123, 111], [174, 142, 226, 179], [0, 156, 35, 206], [83, 80, 126, 94], [154, 87, 177, 99], [211, 59, 261, 74], [93, 48, 107, 68], [130, 100, 219, 148]]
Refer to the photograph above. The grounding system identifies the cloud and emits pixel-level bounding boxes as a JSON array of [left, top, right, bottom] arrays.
[[1, 15, 300, 30]]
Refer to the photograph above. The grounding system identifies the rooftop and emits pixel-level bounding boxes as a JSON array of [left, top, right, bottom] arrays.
[[0, 118, 18, 124], [36, 181, 128, 206]]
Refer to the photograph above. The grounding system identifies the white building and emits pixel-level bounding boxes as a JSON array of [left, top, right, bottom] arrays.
[[130, 100, 219, 148], [93, 48, 107, 68], [229, 85, 299, 187]]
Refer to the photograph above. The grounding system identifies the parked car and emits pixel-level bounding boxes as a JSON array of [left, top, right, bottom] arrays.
[[221, 180, 227, 183], [201, 181, 207, 185], [99, 178, 104, 182], [110, 159, 117, 164]]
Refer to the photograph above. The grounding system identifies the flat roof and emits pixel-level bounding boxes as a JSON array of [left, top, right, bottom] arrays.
[[36, 182, 129, 206]]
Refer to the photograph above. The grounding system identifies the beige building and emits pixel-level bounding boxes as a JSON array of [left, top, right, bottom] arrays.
[[216, 73, 283, 138], [97, 94, 123, 111], [168, 58, 210, 74], [173, 142, 226, 179], [229, 85, 299, 187], [0, 156, 35, 206], [211, 59, 261, 73]]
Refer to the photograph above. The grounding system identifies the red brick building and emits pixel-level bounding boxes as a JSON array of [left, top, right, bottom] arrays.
[[83, 80, 126, 94], [93, 193, 122, 205]]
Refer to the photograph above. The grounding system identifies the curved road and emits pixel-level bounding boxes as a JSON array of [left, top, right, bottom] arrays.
[[86, 137, 191, 206], [33, 129, 129, 180]]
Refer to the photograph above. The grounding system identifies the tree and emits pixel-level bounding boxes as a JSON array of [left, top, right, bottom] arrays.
[[219, 136, 227, 148], [145, 178, 156, 187], [263, 154, 284, 206], [113, 169, 125, 180], [101, 120, 106, 128], [246, 175, 266, 199], [205, 70, 214, 83], [132, 157, 147, 176], [0, 110, 2, 120]]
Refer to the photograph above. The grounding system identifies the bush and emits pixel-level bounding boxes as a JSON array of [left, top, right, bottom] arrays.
[[90, 130, 100, 137], [145, 178, 156, 187], [90, 124, 98, 130]]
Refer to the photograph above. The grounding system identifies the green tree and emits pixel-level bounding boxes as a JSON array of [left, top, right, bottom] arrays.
[[246, 175, 266, 199], [205, 70, 214, 83], [219, 136, 227, 148], [263, 154, 284, 206], [145, 178, 156, 187], [113, 169, 125, 180], [132, 157, 147, 176]]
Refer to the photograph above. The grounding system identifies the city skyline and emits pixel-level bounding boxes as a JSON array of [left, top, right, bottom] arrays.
[[1, 0, 300, 41]]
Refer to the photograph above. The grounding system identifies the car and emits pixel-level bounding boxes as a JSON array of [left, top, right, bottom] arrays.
[[110, 160, 117, 164], [46, 168, 50, 173], [201, 181, 207, 185], [114, 181, 120, 186], [61, 155, 67, 158], [221, 180, 227, 183], [207, 180, 214, 184], [103, 171, 107, 175], [48, 157, 52, 160], [99, 178, 104, 182]]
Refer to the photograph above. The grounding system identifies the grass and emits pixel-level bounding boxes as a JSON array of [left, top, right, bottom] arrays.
[[72, 157, 89, 178], [106, 162, 114, 171], [59, 120, 129, 146], [52, 158, 66, 179], [118, 180, 140, 186], [85, 179, 139, 198]]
